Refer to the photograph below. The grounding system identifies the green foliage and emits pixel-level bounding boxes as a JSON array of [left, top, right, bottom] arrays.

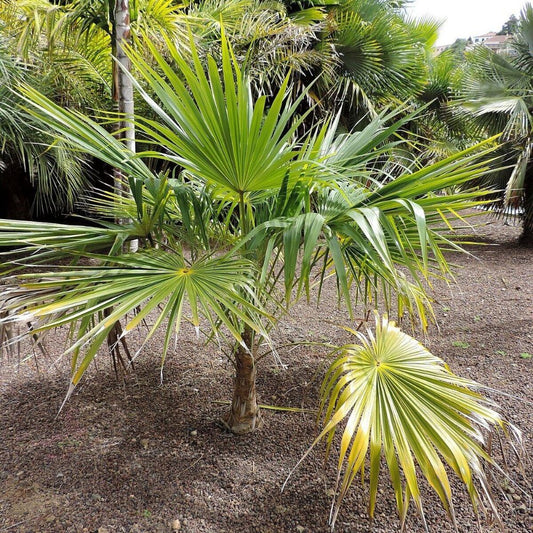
[[0, 0, 187, 215], [0, 42, 90, 214], [458, 3, 533, 240], [498, 14, 519, 36], [0, 34, 500, 403], [186, 0, 439, 125]]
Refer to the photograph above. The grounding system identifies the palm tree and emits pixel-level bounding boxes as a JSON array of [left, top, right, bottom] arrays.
[[459, 3, 533, 244], [186, 0, 439, 126], [0, 0, 186, 214], [0, 40, 90, 216], [0, 35, 497, 434]]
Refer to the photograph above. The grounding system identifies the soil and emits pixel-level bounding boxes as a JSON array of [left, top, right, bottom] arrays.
[[1, 214, 532, 533]]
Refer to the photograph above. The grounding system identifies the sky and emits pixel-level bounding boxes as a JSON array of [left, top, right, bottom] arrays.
[[407, 0, 529, 45]]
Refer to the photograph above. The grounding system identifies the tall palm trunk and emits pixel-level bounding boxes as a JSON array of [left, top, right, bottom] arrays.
[[224, 326, 263, 434], [113, 0, 135, 180], [113, 0, 137, 251]]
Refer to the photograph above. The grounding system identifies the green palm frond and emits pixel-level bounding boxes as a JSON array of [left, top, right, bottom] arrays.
[[332, 2, 430, 101], [127, 31, 311, 198], [0, 218, 126, 268], [0, 45, 93, 215], [2, 246, 271, 401], [456, 7, 533, 237], [293, 315, 513, 530]]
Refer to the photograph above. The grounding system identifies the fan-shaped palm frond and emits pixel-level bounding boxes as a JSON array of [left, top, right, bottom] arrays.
[[3, 247, 270, 403], [293, 315, 514, 530]]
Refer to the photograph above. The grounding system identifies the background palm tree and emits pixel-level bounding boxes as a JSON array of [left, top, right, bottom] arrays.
[[185, 0, 439, 127], [0, 0, 449, 219], [0, 39, 90, 216], [0, 0, 186, 216], [459, 3, 533, 244]]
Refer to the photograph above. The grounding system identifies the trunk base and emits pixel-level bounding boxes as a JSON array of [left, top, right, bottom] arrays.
[[223, 332, 262, 435], [222, 409, 263, 435]]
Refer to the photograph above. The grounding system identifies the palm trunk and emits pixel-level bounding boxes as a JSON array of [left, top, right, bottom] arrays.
[[223, 326, 263, 434], [113, 0, 135, 183], [113, 0, 138, 251]]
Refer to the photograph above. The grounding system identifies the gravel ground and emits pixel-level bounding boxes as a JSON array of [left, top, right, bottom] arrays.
[[0, 215, 532, 533]]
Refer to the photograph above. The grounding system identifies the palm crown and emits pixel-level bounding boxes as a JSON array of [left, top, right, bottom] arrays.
[[0, 31, 497, 430]]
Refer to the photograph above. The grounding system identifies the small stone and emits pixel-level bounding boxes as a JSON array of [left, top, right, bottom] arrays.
[[512, 493, 522, 501], [517, 503, 527, 513], [190, 430, 198, 437], [98, 528, 110, 533], [296, 526, 305, 533], [274, 505, 288, 514], [140, 438, 149, 449], [45, 515, 56, 523], [171, 518, 181, 531]]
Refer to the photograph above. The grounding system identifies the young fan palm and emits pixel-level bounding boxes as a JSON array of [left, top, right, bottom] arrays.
[[0, 35, 497, 433]]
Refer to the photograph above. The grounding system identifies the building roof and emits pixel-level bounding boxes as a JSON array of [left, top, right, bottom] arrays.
[[472, 32, 497, 39], [484, 34, 512, 44]]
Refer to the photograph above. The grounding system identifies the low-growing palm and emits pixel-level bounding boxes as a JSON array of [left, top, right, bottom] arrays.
[[1, 35, 497, 434]]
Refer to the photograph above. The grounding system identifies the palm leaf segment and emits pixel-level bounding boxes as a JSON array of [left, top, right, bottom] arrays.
[[308, 315, 509, 530]]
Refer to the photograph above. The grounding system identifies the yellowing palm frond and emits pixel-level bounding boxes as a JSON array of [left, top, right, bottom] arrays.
[[297, 315, 513, 530]]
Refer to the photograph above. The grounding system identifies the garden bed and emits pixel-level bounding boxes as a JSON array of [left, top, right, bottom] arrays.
[[0, 215, 531, 533]]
